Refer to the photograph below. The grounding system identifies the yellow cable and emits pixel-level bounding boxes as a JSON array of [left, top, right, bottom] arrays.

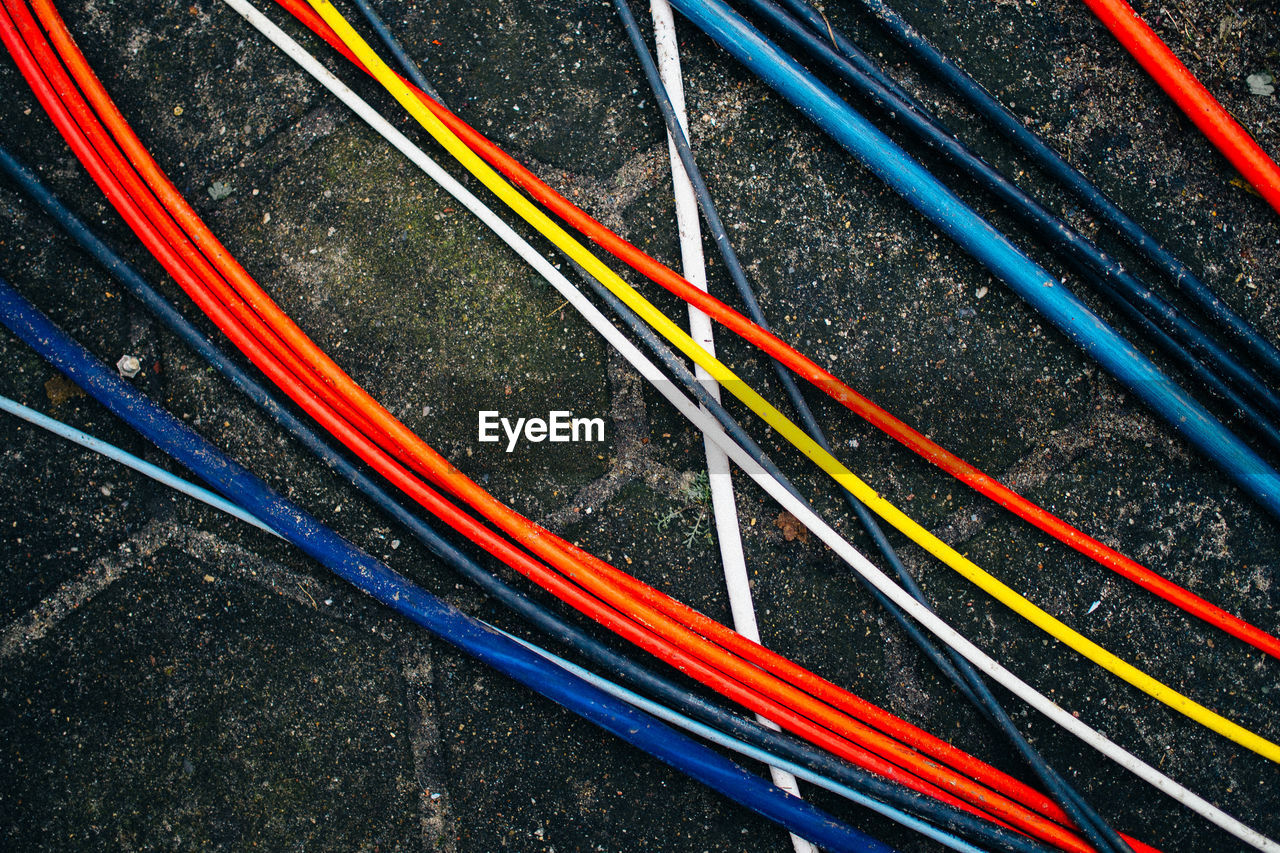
[[307, 0, 1279, 764]]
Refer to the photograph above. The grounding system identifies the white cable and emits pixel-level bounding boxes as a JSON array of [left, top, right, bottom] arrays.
[[648, 5, 817, 852], [220, 4, 1278, 848], [0, 393, 281, 538]]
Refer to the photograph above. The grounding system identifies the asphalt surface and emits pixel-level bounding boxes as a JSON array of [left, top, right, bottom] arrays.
[[0, 0, 1277, 851]]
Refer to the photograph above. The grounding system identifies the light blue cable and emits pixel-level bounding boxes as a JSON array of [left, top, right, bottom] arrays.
[[0, 393, 280, 538], [0, 393, 983, 852], [495, 627, 992, 853]]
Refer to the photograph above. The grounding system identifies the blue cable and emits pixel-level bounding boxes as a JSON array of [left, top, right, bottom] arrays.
[[0, 378, 993, 852], [0, 275, 894, 853], [0, 144, 1045, 853], [0, 392, 280, 537], [836, 0, 1280, 383], [743, 0, 1280, 433], [666, 0, 1280, 519]]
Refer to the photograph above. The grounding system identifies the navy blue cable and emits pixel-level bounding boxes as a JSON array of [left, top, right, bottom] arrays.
[[0, 145, 1050, 853], [665, 0, 1280, 520], [0, 273, 896, 853], [742, 0, 1280, 430], [826, 0, 1280, 383], [346, 0, 442, 101], [609, 5, 1127, 851]]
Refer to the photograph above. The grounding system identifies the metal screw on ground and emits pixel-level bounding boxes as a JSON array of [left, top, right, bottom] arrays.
[[116, 354, 141, 378]]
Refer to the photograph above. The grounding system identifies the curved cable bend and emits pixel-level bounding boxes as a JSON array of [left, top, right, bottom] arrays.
[[226, 3, 1275, 847], [268, 0, 1280, 664], [10, 1, 1275, 846], [304, 0, 1280, 765], [6, 4, 1099, 843]]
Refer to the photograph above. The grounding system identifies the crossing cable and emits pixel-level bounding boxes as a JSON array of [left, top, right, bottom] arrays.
[[269, 0, 1280, 661], [7, 2, 1271, 845], [4, 5, 1110, 845], [300, 0, 1280, 764], [0, 143, 1069, 853], [0, 145, 1075, 853], [818, 0, 1280, 378], [644, 4, 822, 848], [611, 1, 1132, 849]]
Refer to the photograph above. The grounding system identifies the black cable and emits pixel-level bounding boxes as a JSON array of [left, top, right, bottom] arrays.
[[609, 3, 1131, 851], [346, 0, 442, 100], [740, 0, 1280, 435], [0, 143, 1057, 853], [789, 0, 1280, 385]]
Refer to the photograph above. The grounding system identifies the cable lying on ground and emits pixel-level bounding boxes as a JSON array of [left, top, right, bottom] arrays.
[[0, 393, 280, 537], [0, 142, 1059, 853], [0, 276, 894, 853], [6, 5, 1109, 849], [8, 0, 1273, 847], [269, 0, 1280, 662]]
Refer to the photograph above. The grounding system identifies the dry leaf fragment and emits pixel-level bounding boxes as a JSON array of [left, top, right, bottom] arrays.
[[44, 375, 85, 406], [774, 510, 809, 543]]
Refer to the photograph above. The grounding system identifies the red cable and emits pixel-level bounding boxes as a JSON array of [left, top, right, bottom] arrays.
[[269, 0, 1280, 665], [3, 12, 1085, 845], [21, 0, 1056, 811], [1080, 0, 1280, 215], [0, 2, 1009, 830], [3, 2, 1161, 848]]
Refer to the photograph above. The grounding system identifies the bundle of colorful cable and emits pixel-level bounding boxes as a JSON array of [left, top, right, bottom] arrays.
[[270, 0, 1280, 665], [2, 1, 1274, 850], [264, 0, 1280, 775], [0, 3, 1128, 851]]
